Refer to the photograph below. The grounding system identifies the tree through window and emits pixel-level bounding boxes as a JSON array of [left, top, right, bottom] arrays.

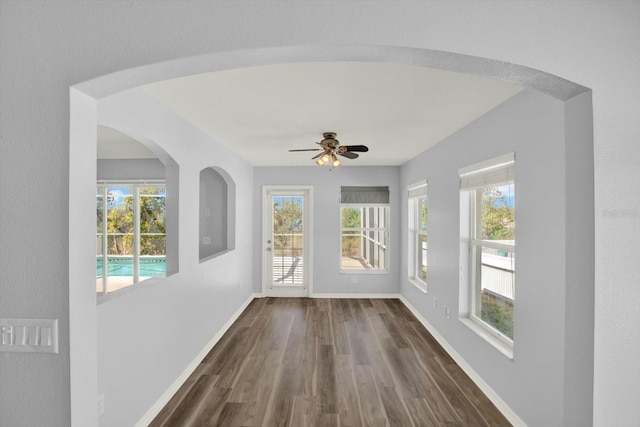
[[340, 205, 389, 272], [408, 181, 428, 290], [97, 182, 166, 295], [460, 154, 515, 342]]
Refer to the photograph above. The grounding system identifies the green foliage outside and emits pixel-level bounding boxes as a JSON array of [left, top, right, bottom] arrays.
[[419, 197, 428, 231], [98, 187, 166, 256], [479, 185, 514, 339], [418, 197, 428, 279], [481, 292, 514, 339], [273, 198, 303, 255], [341, 207, 361, 256], [139, 190, 166, 255], [481, 186, 514, 240]]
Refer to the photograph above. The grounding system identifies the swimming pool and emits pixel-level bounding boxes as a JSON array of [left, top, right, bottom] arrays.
[[96, 257, 166, 277]]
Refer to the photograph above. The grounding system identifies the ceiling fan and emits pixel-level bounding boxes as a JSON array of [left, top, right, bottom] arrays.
[[289, 132, 369, 168]]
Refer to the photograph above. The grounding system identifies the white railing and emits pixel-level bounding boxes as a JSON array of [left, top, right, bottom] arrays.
[[481, 252, 515, 300], [272, 256, 303, 284]]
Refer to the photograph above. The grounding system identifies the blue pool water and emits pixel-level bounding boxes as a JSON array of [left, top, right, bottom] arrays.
[[96, 257, 166, 277]]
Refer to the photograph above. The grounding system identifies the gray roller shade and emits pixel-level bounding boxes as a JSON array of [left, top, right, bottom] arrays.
[[340, 186, 389, 204]]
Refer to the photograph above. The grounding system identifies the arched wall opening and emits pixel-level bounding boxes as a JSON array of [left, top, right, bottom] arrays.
[[95, 126, 180, 280], [69, 45, 592, 426]]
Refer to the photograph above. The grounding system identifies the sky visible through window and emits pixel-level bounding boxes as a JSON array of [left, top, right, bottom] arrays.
[[105, 186, 167, 205], [493, 184, 515, 208]]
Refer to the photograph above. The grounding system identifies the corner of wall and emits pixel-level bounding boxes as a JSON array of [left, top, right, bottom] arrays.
[[562, 90, 595, 425]]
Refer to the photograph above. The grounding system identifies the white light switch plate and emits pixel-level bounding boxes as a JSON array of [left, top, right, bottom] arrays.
[[0, 318, 58, 353]]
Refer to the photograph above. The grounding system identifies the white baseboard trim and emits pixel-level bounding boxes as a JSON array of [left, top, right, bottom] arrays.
[[398, 295, 526, 427], [311, 293, 401, 299], [135, 293, 260, 427]]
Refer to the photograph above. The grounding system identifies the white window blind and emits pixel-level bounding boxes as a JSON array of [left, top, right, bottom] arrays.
[[408, 181, 427, 198], [459, 153, 515, 190]]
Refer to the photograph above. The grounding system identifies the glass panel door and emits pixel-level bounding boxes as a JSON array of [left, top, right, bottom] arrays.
[[264, 188, 311, 297]]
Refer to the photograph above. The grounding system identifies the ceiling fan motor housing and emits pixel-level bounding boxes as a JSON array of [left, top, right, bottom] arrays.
[[321, 132, 339, 148]]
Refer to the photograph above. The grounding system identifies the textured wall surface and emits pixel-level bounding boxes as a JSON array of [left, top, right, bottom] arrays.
[[94, 89, 255, 426], [400, 89, 592, 425], [1, 1, 638, 426]]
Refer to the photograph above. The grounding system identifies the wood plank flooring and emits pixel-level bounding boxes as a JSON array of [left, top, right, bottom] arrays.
[[150, 298, 511, 426]]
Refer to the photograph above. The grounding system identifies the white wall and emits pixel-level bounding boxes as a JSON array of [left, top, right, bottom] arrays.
[[95, 89, 255, 426], [97, 159, 165, 180], [400, 89, 593, 425], [1, 2, 638, 426], [254, 167, 401, 296]]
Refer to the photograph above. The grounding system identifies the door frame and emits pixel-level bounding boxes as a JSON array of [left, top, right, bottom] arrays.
[[262, 185, 313, 297]]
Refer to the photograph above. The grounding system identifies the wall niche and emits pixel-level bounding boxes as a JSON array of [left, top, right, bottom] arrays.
[[199, 166, 236, 261]]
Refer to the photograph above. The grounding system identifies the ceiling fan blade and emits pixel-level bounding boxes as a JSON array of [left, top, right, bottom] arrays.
[[311, 153, 323, 159], [338, 151, 359, 159], [343, 145, 369, 153], [288, 148, 322, 152]]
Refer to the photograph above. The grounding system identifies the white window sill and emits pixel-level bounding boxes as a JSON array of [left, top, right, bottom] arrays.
[[199, 248, 233, 263], [408, 278, 427, 293], [340, 269, 389, 275], [459, 317, 514, 360]]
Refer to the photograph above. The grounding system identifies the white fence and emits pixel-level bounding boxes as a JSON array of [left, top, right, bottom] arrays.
[[481, 252, 515, 300]]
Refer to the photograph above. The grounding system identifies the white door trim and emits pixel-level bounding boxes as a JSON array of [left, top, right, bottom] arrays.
[[262, 185, 313, 297]]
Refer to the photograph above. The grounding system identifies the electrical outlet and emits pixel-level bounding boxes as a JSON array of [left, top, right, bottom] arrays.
[[351, 278, 359, 285], [97, 393, 104, 417], [202, 236, 211, 245]]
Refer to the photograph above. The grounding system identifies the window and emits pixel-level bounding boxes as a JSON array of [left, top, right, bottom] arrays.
[[340, 186, 389, 272], [408, 181, 428, 291], [460, 154, 515, 345], [96, 181, 166, 295]]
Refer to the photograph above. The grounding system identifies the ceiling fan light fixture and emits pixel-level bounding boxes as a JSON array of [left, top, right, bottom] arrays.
[[289, 132, 369, 168], [332, 155, 341, 168]]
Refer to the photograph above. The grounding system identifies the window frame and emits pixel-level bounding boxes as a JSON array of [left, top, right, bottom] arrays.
[[459, 153, 515, 356], [339, 203, 390, 274], [96, 180, 167, 296], [408, 181, 428, 292]]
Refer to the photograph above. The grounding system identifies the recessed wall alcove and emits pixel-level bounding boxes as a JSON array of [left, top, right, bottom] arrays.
[[199, 166, 236, 261]]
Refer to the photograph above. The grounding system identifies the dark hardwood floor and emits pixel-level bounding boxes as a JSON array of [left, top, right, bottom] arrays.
[[150, 298, 511, 426]]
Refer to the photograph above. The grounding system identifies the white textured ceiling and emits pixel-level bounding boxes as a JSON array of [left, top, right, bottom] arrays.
[[124, 62, 523, 166]]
